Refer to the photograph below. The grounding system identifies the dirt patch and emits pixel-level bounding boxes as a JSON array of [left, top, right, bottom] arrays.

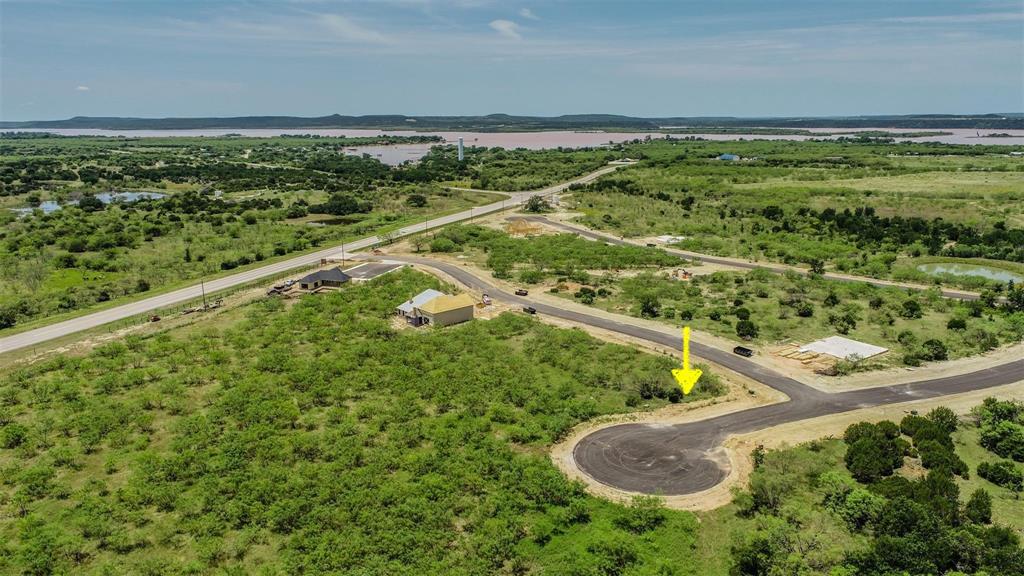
[[806, 341, 1024, 392], [505, 219, 548, 237]]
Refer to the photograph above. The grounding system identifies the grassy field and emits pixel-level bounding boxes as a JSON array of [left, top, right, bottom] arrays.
[[954, 425, 1024, 529], [565, 139, 1024, 287], [1, 264, 1020, 573], [732, 171, 1024, 226], [430, 226, 1024, 371], [556, 267, 1024, 368], [0, 268, 731, 575]]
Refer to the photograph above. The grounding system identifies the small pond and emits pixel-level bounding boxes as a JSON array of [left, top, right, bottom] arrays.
[[916, 262, 1024, 284], [10, 191, 166, 216]]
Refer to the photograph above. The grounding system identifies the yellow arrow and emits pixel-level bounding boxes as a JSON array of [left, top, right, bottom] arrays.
[[671, 326, 702, 395]]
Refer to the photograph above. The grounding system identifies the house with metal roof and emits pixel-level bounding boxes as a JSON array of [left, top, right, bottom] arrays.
[[397, 289, 445, 317], [396, 289, 475, 327], [298, 267, 351, 291], [717, 153, 740, 161]]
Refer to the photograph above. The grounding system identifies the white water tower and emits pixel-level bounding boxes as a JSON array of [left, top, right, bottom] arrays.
[[457, 137, 464, 162]]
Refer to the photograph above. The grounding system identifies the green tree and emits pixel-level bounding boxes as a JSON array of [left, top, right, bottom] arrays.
[[736, 319, 759, 340], [901, 299, 923, 319], [964, 488, 992, 524], [524, 196, 552, 213]]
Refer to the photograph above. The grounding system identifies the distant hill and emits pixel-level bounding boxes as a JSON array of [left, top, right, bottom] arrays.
[[2, 113, 1022, 131]]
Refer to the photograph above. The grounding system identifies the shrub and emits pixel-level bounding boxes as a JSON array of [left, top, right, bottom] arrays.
[[613, 496, 666, 534], [1, 423, 29, 448], [946, 317, 967, 331], [429, 237, 458, 252], [921, 339, 948, 361], [964, 488, 992, 524], [735, 320, 759, 340], [901, 299, 923, 319], [518, 269, 545, 284], [977, 460, 1023, 491], [844, 421, 903, 483], [524, 196, 552, 213], [902, 353, 922, 367], [926, 407, 958, 434]]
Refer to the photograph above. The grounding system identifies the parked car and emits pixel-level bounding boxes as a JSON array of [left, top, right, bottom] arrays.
[[733, 346, 754, 357], [522, 306, 537, 315], [646, 243, 657, 247], [515, 289, 529, 296]]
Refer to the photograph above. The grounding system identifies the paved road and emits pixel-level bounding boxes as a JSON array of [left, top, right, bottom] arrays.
[[518, 216, 982, 301], [387, 255, 1024, 495], [0, 165, 624, 355]]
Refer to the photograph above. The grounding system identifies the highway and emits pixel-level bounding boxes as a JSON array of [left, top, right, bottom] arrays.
[[0, 164, 622, 355], [386, 255, 1024, 496], [518, 216, 983, 301]]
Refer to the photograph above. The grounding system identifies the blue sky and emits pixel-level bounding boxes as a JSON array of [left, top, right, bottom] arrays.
[[1, 0, 1021, 120]]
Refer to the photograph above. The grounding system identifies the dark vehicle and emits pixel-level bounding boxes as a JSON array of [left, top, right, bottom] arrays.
[[523, 306, 537, 314], [149, 315, 160, 322], [646, 243, 657, 247], [515, 289, 529, 296], [733, 346, 754, 357]]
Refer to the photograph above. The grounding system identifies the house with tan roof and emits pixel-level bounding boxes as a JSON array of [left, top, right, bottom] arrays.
[[397, 289, 475, 327]]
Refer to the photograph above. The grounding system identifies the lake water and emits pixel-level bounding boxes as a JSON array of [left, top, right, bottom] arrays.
[[916, 262, 1024, 284], [9, 127, 1024, 153], [6, 128, 1022, 168], [10, 191, 166, 216]]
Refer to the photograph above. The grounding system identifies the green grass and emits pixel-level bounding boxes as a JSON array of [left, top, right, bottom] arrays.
[[563, 139, 1024, 287], [0, 268, 729, 574], [954, 425, 1024, 532]]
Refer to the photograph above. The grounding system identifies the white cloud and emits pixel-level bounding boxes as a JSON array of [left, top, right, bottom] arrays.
[[318, 13, 391, 44], [519, 8, 539, 21], [884, 11, 1024, 25], [489, 19, 522, 40], [75, 85, 90, 91]]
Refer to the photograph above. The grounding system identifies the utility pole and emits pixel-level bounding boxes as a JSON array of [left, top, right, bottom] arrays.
[[201, 279, 207, 308]]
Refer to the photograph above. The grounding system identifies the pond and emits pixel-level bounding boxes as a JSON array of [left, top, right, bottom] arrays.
[[916, 262, 1024, 284], [9, 191, 167, 216]]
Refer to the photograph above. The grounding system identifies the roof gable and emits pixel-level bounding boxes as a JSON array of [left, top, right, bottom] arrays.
[[397, 289, 445, 314], [300, 267, 351, 284], [418, 293, 475, 314]]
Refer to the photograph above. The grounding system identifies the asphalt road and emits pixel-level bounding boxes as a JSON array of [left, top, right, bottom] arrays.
[[386, 255, 1024, 496], [0, 165, 622, 355], [519, 216, 982, 301]]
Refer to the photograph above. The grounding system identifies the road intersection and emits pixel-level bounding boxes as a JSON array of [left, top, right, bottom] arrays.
[[5, 163, 1021, 499], [0, 165, 621, 355], [384, 255, 1024, 496]]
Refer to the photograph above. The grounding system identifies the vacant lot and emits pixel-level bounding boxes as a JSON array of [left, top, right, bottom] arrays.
[[0, 268, 731, 574]]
